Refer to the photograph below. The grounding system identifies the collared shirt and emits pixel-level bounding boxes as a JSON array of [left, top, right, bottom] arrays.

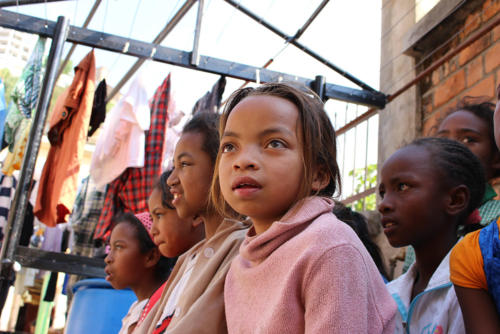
[[34, 51, 96, 226]]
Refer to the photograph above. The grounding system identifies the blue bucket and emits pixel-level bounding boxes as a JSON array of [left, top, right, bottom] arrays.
[[65, 278, 137, 334]]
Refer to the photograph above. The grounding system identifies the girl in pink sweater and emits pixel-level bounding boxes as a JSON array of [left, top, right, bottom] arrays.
[[212, 83, 397, 333]]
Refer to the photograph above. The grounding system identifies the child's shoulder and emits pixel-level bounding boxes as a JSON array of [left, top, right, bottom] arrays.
[[302, 211, 367, 252]]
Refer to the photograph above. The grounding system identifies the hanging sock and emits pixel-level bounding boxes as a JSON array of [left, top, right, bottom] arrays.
[[34, 51, 96, 227]]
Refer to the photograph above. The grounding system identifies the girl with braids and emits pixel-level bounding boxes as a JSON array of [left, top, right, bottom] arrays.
[[449, 86, 500, 334], [403, 99, 500, 272], [105, 212, 176, 334], [379, 137, 486, 333]]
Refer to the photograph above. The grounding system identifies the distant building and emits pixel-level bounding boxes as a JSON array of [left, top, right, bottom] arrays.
[[0, 27, 38, 76]]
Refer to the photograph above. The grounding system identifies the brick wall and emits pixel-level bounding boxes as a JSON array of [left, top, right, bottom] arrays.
[[420, 0, 500, 136]]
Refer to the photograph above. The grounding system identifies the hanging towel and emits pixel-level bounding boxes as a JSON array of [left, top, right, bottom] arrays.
[[34, 51, 96, 227], [90, 72, 150, 188], [2, 38, 46, 175], [94, 74, 171, 242]]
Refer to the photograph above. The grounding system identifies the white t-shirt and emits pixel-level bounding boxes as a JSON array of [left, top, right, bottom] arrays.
[[119, 298, 148, 334]]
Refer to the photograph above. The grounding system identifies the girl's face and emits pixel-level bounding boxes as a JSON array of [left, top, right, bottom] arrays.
[[218, 95, 304, 234], [378, 146, 451, 248], [167, 132, 214, 219], [104, 223, 149, 290], [437, 110, 499, 179], [148, 188, 204, 258]]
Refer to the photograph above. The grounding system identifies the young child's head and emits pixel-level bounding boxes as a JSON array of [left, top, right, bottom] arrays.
[[436, 99, 500, 180], [211, 82, 341, 233], [378, 137, 486, 248], [167, 112, 220, 220], [105, 212, 173, 290], [149, 170, 205, 258]]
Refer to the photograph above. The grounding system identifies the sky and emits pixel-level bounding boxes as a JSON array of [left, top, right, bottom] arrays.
[[3, 0, 382, 199]]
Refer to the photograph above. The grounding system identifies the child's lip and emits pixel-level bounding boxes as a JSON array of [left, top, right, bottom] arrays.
[[231, 176, 262, 190]]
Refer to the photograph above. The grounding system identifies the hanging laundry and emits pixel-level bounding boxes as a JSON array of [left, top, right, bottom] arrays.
[[0, 79, 7, 143], [192, 76, 226, 114], [69, 176, 105, 257], [2, 38, 46, 175], [87, 79, 107, 137], [0, 172, 17, 239], [34, 51, 96, 227], [90, 72, 150, 188], [94, 74, 172, 242]]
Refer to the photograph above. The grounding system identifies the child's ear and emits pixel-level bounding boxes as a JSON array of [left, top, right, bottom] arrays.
[[145, 248, 161, 269], [312, 165, 331, 193], [191, 216, 204, 229], [446, 184, 469, 216]]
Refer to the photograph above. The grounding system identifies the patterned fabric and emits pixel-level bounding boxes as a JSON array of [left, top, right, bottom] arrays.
[[403, 184, 500, 273], [0, 173, 17, 239], [136, 211, 153, 232], [479, 219, 500, 312], [3, 38, 46, 175], [69, 177, 106, 257], [93, 74, 171, 242]]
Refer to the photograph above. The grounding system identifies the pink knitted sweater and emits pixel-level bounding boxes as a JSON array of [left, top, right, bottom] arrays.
[[224, 196, 396, 333]]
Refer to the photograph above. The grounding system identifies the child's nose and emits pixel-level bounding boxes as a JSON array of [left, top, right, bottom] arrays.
[[378, 196, 393, 213], [104, 252, 113, 264], [167, 169, 179, 187], [233, 147, 259, 170]]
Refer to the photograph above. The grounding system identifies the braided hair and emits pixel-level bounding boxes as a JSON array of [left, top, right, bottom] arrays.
[[409, 137, 486, 224]]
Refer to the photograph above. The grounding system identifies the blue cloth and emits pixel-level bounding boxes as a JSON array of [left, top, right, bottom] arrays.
[[0, 79, 7, 144], [479, 220, 500, 313]]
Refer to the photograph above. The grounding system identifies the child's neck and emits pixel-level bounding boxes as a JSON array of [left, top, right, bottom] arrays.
[[132, 274, 163, 302], [411, 227, 458, 300], [201, 211, 225, 239]]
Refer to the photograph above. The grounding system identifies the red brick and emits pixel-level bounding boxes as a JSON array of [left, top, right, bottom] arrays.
[[434, 70, 466, 107], [485, 42, 500, 73], [467, 57, 484, 87], [465, 75, 495, 98], [463, 12, 481, 37], [431, 69, 440, 85], [458, 35, 491, 66], [483, 0, 500, 21], [493, 24, 500, 42], [423, 111, 442, 136]]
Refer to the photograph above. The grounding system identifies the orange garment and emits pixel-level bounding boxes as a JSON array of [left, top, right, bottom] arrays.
[[449, 220, 500, 290], [34, 51, 96, 226]]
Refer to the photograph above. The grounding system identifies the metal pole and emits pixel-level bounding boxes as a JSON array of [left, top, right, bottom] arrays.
[[224, 0, 378, 93], [311, 75, 326, 101], [106, 0, 195, 103], [0, 0, 71, 6], [191, 0, 204, 66], [56, 0, 101, 81], [0, 15, 69, 312], [291, 0, 329, 40]]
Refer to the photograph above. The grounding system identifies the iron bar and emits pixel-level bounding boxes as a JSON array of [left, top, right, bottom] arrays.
[[106, 0, 196, 103], [0, 15, 69, 312], [56, 0, 102, 81], [224, 0, 379, 93], [0, 0, 70, 7], [191, 0, 204, 66], [14, 246, 106, 277], [0, 9, 386, 108], [291, 0, 329, 40]]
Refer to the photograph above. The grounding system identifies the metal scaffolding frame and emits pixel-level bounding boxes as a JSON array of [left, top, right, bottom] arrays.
[[0, 0, 389, 311]]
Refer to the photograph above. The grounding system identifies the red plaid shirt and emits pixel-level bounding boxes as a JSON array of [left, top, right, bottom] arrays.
[[94, 75, 171, 241]]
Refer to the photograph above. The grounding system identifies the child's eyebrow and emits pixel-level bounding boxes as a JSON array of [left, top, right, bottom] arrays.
[[222, 127, 294, 139]]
